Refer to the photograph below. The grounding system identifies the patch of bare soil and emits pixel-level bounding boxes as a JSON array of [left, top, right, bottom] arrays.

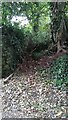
[[17, 51, 67, 72]]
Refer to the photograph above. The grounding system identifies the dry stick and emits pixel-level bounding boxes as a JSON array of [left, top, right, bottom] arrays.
[[29, 44, 39, 56], [3, 73, 14, 83]]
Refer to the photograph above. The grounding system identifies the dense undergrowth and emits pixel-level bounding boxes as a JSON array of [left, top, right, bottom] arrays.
[[1, 1, 68, 91], [2, 24, 51, 78], [38, 54, 68, 88], [50, 54, 68, 86], [2, 25, 68, 88]]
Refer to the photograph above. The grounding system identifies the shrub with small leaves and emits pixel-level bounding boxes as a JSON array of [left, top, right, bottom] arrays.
[[50, 54, 68, 87]]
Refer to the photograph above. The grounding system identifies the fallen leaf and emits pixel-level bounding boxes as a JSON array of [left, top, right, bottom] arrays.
[[56, 111, 62, 117]]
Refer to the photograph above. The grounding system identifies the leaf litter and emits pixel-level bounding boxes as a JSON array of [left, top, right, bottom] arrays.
[[2, 54, 67, 118]]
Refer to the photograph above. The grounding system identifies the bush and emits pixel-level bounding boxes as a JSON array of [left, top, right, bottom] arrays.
[[2, 25, 26, 77], [2, 24, 52, 77], [50, 54, 68, 86], [32, 51, 44, 60]]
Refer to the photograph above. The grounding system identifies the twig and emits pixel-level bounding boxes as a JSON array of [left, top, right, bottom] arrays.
[[3, 73, 14, 83]]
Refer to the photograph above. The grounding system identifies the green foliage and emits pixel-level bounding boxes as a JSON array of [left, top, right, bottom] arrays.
[[37, 67, 53, 85], [32, 31, 51, 44], [38, 67, 49, 79], [50, 54, 68, 86], [37, 54, 68, 87], [2, 23, 51, 77], [2, 2, 68, 79], [2, 25, 25, 77], [32, 51, 43, 60]]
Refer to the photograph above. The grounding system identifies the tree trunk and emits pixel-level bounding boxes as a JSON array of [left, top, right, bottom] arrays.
[[56, 31, 66, 53], [50, 2, 67, 53], [57, 37, 66, 53], [57, 40, 61, 53]]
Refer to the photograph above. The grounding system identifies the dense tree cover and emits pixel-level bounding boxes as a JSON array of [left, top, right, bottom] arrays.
[[1, 2, 68, 86]]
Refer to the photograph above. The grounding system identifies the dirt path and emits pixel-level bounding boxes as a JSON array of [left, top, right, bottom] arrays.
[[2, 70, 66, 118]]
